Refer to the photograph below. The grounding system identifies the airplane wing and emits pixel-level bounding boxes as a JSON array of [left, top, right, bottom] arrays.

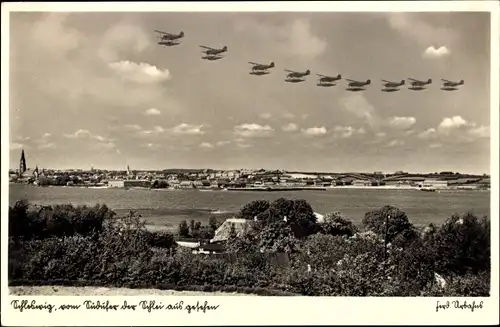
[[441, 78, 452, 83], [199, 45, 216, 50], [345, 78, 358, 82], [154, 30, 171, 35], [381, 79, 392, 83], [248, 62, 262, 66], [284, 69, 297, 73], [408, 78, 421, 82], [316, 74, 327, 77]]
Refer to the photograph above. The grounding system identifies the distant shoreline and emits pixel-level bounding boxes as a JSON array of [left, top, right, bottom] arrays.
[[10, 182, 489, 192]]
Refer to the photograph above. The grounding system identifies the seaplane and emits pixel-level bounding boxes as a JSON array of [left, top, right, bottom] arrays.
[[248, 61, 275, 76], [381, 79, 405, 92], [441, 79, 464, 91], [346, 78, 371, 91], [154, 30, 184, 46], [316, 74, 342, 87], [408, 78, 432, 91], [284, 69, 310, 83], [199, 45, 228, 60]]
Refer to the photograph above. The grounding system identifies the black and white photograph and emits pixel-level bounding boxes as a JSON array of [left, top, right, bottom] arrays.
[[2, 1, 499, 325]]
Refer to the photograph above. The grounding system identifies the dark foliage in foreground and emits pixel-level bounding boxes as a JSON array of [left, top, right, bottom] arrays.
[[8, 200, 490, 296]]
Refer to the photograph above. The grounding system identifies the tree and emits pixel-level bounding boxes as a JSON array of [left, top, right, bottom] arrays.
[[320, 212, 358, 237], [178, 220, 190, 238], [239, 200, 270, 219], [257, 221, 301, 253], [362, 205, 417, 245], [208, 217, 220, 232], [433, 213, 490, 274], [262, 198, 318, 238]]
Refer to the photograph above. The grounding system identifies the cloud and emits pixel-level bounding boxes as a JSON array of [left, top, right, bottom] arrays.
[[31, 14, 84, 56], [467, 125, 490, 139], [332, 126, 366, 138], [170, 123, 205, 136], [417, 116, 490, 143], [63, 129, 113, 142], [417, 128, 437, 140], [63, 129, 92, 138], [338, 94, 379, 127], [301, 126, 327, 136], [91, 142, 116, 150], [386, 13, 459, 46], [388, 116, 416, 130], [282, 123, 299, 132], [237, 143, 253, 149], [259, 112, 272, 119], [38, 142, 56, 150], [429, 143, 443, 149], [200, 142, 214, 149], [108, 61, 171, 84], [124, 124, 142, 130], [386, 140, 405, 147], [376, 132, 387, 138], [423, 46, 450, 59], [283, 113, 296, 119], [234, 123, 274, 138], [141, 143, 161, 149], [97, 23, 151, 62], [144, 108, 161, 116], [10, 142, 24, 150], [286, 19, 327, 59], [216, 141, 231, 146], [140, 125, 165, 135], [235, 18, 326, 60], [42, 133, 51, 138], [437, 115, 468, 133]]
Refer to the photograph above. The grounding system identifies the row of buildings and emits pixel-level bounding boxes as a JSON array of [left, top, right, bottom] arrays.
[[10, 150, 490, 190]]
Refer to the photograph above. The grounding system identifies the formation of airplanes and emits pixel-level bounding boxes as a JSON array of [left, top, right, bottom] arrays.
[[154, 29, 465, 92]]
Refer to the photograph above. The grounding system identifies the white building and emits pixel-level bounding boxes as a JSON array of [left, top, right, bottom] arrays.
[[421, 179, 448, 189]]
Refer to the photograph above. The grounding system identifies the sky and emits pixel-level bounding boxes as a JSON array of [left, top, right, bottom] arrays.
[[8, 11, 491, 174]]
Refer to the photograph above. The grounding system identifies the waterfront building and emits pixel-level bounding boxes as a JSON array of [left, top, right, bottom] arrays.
[[420, 179, 449, 189], [108, 180, 125, 188]]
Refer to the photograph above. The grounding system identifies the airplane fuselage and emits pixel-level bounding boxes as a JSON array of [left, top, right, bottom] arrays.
[[205, 49, 225, 55], [443, 81, 464, 87], [288, 72, 307, 78], [411, 82, 430, 86], [162, 35, 182, 41], [383, 81, 404, 88], [320, 76, 340, 82], [253, 65, 272, 71]]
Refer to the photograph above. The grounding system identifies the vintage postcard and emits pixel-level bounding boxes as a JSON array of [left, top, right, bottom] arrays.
[[1, 1, 499, 326]]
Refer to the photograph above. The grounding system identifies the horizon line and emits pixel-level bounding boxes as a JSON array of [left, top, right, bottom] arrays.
[[7, 166, 490, 176]]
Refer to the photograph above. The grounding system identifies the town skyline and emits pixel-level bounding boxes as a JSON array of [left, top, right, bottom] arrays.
[[9, 148, 490, 176], [9, 11, 491, 174]]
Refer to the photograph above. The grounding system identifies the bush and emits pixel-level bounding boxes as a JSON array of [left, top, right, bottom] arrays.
[[320, 212, 358, 237], [260, 198, 318, 238], [239, 200, 270, 220], [432, 213, 490, 275], [362, 205, 418, 245], [8, 200, 491, 297], [9, 201, 115, 240], [178, 220, 190, 238]]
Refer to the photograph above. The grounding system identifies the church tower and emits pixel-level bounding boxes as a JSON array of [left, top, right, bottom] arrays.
[[19, 149, 27, 176]]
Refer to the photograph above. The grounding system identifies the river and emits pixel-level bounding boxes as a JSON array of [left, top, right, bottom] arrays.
[[9, 184, 490, 230]]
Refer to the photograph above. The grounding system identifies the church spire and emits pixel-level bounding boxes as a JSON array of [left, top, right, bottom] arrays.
[[19, 149, 27, 176]]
